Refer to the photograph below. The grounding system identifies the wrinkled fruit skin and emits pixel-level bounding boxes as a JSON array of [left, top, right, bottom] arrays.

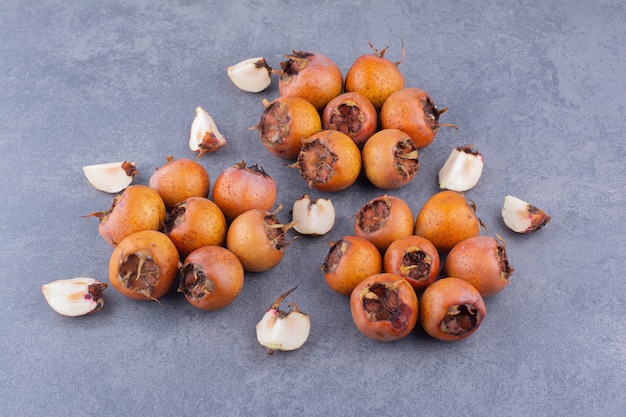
[[254, 96, 322, 160], [322, 91, 378, 148], [383, 235, 440, 292], [361, 128, 419, 190], [278, 51, 343, 112], [149, 156, 210, 210], [295, 129, 362, 193], [164, 196, 227, 258], [350, 273, 418, 342], [419, 277, 486, 342], [414, 190, 480, 253], [212, 161, 277, 223], [344, 47, 405, 111], [380, 88, 448, 149], [178, 246, 244, 311], [226, 208, 290, 272], [108, 230, 180, 301], [443, 235, 514, 297], [94, 184, 166, 246], [354, 195, 415, 253], [321, 235, 383, 296]]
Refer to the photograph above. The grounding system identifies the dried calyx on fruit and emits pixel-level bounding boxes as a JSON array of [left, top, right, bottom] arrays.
[[83, 161, 138, 193], [226, 205, 297, 272], [361, 128, 419, 190], [42, 278, 108, 316], [251, 96, 322, 160], [380, 88, 457, 149], [291, 194, 335, 235], [189, 106, 227, 158], [438, 145, 484, 192], [322, 91, 378, 148], [344, 42, 406, 111], [383, 235, 440, 291], [108, 230, 180, 301], [256, 286, 310, 354], [354, 195, 415, 253], [349, 273, 418, 342], [212, 161, 277, 223], [419, 277, 486, 342], [84, 184, 166, 246], [293, 129, 362, 193], [444, 234, 515, 297], [227, 57, 272, 93], [321, 235, 383, 297], [277, 50, 343, 112], [501, 195, 551, 234]]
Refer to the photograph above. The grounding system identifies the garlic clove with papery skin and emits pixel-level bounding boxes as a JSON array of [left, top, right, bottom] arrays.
[[42, 278, 108, 317], [189, 106, 227, 158], [256, 287, 310, 354], [227, 57, 272, 93], [438, 145, 484, 192], [501, 195, 551, 233], [83, 161, 138, 193], [292, 195, 335, 235]]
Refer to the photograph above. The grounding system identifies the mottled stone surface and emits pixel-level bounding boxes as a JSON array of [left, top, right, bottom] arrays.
[[1, 1, 625, 416]]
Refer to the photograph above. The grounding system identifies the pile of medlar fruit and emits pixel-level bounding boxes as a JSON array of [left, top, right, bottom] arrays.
[[249, 44, 456, 193], [80, 157, 296, 314], [323, 191, 514, 342], [42, 42, 551, 353]]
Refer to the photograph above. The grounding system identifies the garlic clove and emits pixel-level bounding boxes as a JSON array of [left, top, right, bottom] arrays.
[[292, 194, 335, 235], [227, 57, 272, 93], [256, 287, 310, 354], [83, 161, 138, 193], [501, 195, 551, 233], [42, 277, 108, 316], [189, 106, 227, 158], [438, 145, 484, 192]]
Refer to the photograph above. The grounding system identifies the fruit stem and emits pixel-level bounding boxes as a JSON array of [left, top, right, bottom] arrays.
[[394, 39, 405, 66], [270, 286, 299, 310], [435, 123, 459, 131]]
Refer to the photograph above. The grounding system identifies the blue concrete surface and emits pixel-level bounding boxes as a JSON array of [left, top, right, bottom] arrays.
[[1, 1, 625, 416]]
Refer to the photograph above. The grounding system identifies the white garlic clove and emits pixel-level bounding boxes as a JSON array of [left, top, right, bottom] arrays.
[[227, 57, 272, 93], [189, 106, 227, 158], [292, 195, 335, 235], [82, 161, 138, 193], [256, 287, 310, 354], [42, 278, 108, 317], [501, 195, 551, 234], [438, 145, 484, 192]]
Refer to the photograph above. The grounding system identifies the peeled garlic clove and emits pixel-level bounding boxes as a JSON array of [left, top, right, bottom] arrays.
[[438, 145, 484, 191], [227, 57, 272, 93], [189, 106, 227, 158], [256, 287, 310, 354], [501, 195, 551, 233], [42, 278, 108, 316], [83, 161, 138, 193], [292, 194, 335, 235]]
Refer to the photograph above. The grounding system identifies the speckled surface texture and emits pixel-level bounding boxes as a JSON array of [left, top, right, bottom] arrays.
[[1, 1, 625, 416]]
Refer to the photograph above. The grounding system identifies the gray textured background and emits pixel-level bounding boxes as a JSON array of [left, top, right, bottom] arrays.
[[1, 1, 625, 416]]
